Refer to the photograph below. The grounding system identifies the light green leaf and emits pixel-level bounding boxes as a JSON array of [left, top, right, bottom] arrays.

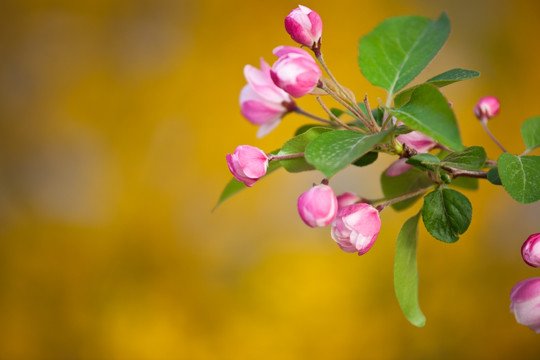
[[422, 188, 472, 243], [305, 130, 389, 178], [441, 146, 486, 170], [394, 68, 480, 107], [521, 116, 540, 152], [278, 127, 332, 173], [380, 167, 433, 211], [406, 153, 441, 171], [498, 153, 540, 204], [358, 13, 450, 96], [388, 84, 464, 151], [394, 212, 425, 327]]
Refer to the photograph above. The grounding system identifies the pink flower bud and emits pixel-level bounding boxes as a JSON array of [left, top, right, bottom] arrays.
[[331, 203, 381, 255], [270, 46, 322, 98], [336, 192, 361, 209], [240, 58, 295, 137], [522, 233, 540, 267], [474, 96, 500, 120], [510, 277, 540, 333], [297, 184, 338, 227], [226, 145, 269, 187], [284, 5, 323, 48], [385, 126, 437, 177]]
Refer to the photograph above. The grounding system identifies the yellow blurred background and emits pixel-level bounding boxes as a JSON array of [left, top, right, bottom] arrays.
[[1, 0, 540, 359]]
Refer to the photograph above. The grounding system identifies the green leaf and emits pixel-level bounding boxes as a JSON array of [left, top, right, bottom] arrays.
[[422, 188, 472, 243], [394, 212, 425, 327], [380, 167, 433, 211], [358, 13, 450, 96], [352, 151, 379, 167], [441, 146, 486, 170], [487, 167, 502, 186], [214, 153, 282, 211], [450, 177, 479, 190], [305, 130, 389, 178], [388, 84, 464, 151], [521, 116, 540, 152], [498, 153, 540, 204], [394, 68, 480, 107], [406, 153, 440, 171], [278, 127, 332, 173]]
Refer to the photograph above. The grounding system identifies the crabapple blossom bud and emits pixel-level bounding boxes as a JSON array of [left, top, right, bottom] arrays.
[[226, 145, 269, 187], [474, 96, 500, 120], [270, 46, 322, 98], [284, 5, 323, 48], [521, 233, 540, 267], [297, 184, 338, 227], [331, 203, 381, 255], [240, 58, 295, 138], [336, 192, 361, 209], [385, 128, 437, 177], [510, 277, 540, 333]]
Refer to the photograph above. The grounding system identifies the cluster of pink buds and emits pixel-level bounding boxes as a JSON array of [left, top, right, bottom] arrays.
[[510, 233, 540, 333]]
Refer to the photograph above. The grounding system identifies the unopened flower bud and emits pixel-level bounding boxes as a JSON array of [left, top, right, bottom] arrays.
[[510, 277, 540, 333], [474, 96, 500, 120], [521, 233, 540, 267], [284, 5, 323, 49], [270, 46, 322, 98], [297, 184, 338, 227], [226, 145, 269, 187], [331, 203, 381, 255], [336, 192, 361, 208]]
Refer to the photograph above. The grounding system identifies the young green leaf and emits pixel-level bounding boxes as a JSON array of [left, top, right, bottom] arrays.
[[521, 116, 540, 152], [214, 155, 282, 210], [388, 84, 464, 151], [422, 188, 472, 243], [498, 153, 540, 204], [394, 68, 480, 107], [380, 167, 433, 211], [394, 212, 425, 327], [406, 153, 441, 171], [305, 130, 389, 178], [278, 127, 332, 173], [441, 146, 486, 170], [358, 13, 450, 96]]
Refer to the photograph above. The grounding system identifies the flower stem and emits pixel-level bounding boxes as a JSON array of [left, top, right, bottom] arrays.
[[480, 117, 507, 152], [375, 185, 435, 211], [315, 96, 365, 133], [267, 152, 304, 161], [293, 106, 333, 125]]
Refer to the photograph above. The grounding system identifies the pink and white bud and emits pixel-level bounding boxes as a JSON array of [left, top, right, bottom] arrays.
[[474, 96, 500, 120], [336, 192, 361, 209], [522, 233, 540, 267], [331, 203, 381, 255], [284, 5, 323, 48], [226, 145, 269, 187], [270, 46, 322, 98], [297, 184, 338, 227], [510, 277, 540, 333], [385, 126, 438, 177], [240, 58, 295, 137]]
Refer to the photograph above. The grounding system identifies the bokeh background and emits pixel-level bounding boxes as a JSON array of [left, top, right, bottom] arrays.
[[1, 0, 540, 359]]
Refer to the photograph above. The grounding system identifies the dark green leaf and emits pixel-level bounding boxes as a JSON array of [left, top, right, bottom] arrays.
[[388, 84, 464, 151], [406, 153, 440, 171], [358, 13, 450, 95], [305, 130, 389, 178], [381, 167, 433, 211], [278, 127, 332, 173], [498, 153, 540, 204], [394, 68, 480, 107], [487, 167, 502, 186], [441, 146, 486, 170], [521, 116, 540, 152], [422, 188, 472, 243], [353, 151, 379, 167], [394, 212, 425, 327], [214, 153, 282, 210]]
